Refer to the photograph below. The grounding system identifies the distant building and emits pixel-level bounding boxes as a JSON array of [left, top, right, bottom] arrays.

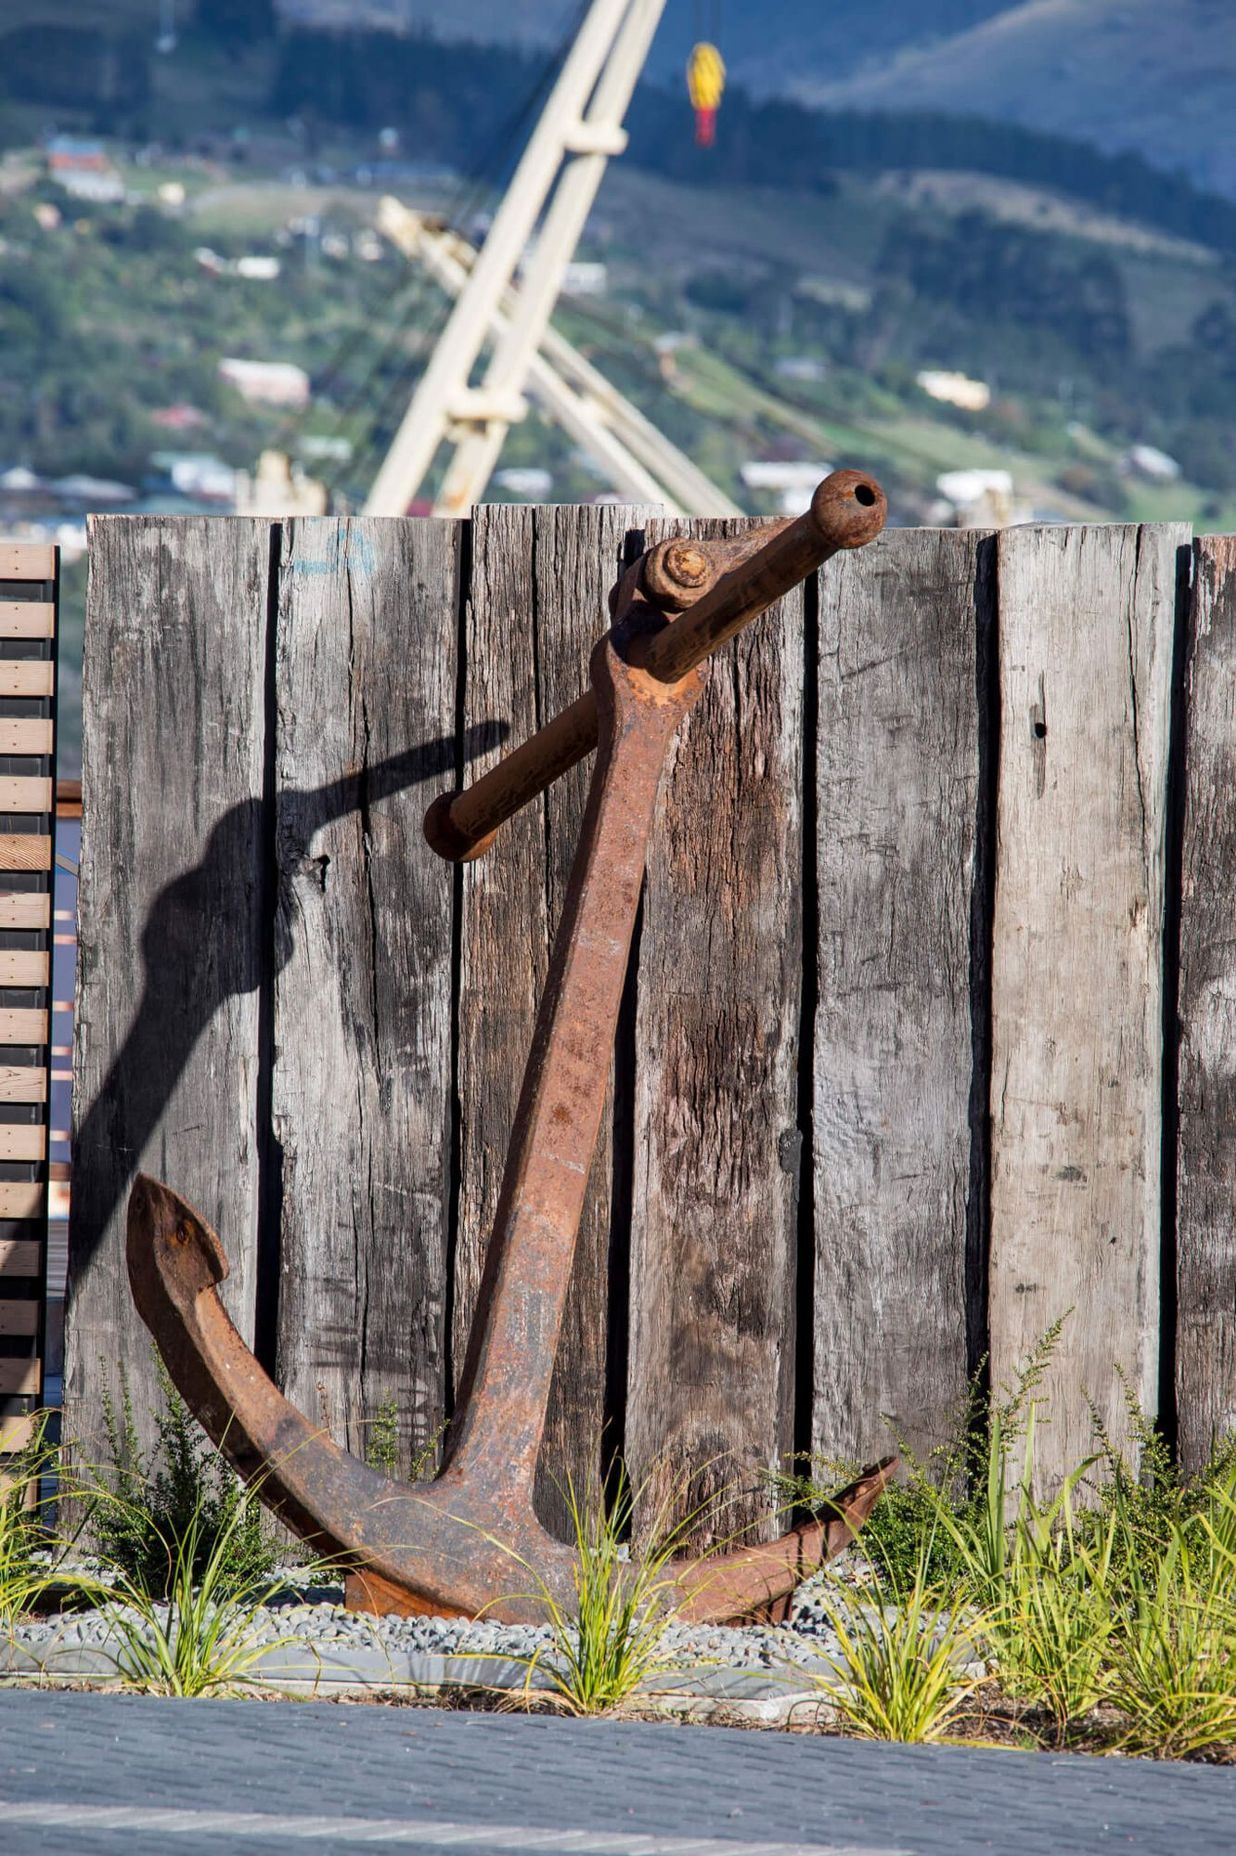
[[235, 451, 327, 518], [152, 452, 238, 503], [493, 467, 554, 499], [150, 404, 209, 432], [561, 261, 607, 297], [935, 468, 1017, 528], [45, 136, 124, 204], [917, 370, 992, 413], [50, 475, 135, 506], [740, 459, 831, 516], [1124, 443, 1181, 483], [218, 358, 311, 408], [235, 255, 282, 281], [774, 356, 827, 384]]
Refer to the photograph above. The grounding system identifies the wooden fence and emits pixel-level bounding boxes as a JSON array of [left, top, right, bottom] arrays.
[[62, 512, 1236, 1538]]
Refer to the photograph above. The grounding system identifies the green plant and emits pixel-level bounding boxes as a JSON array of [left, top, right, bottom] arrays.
[[979, 1478, 1116, 1738], [96, 1473, 302, 1698], [94, 1361, 276, 1600], [0, 1411, 63, 1628], [364, 1398, 400, 1478], [494, 1466, 705, 1716], [802, 1553, 987, 1744]]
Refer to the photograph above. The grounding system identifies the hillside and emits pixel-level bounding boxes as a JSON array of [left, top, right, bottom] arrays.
[[794, 0, 1236, 201]]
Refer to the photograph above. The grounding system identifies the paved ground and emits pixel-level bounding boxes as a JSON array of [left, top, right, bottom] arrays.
[[1, 1690, 1234, 1856]]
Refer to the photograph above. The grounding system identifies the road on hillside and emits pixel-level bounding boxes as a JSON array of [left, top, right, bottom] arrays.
[[2, 1690, 1234, 1855]]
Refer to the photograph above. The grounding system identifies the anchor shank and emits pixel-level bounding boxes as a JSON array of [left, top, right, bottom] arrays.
[[443, 627, 704, 1502]]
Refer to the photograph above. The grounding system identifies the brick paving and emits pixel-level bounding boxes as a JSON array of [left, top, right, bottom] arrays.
[[1, 1689, 1234, 1855]]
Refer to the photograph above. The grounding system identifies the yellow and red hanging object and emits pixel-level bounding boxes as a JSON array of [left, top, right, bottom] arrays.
[[687, 41, 726, 147]]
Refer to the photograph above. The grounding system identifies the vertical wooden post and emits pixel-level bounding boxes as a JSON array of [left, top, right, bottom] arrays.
[[456, 504, 640, 1535], [1177, 536, 1236, 1469], [812, 529, 990, 1469], [625, 520, 804, 1548], [272, 518, 459, 1475], [66, 519, 271, 1462], [989, 524, 1184, 1489]]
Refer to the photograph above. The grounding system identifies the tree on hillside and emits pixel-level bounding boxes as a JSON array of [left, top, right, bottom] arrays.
[[196, 0, 274, 52]]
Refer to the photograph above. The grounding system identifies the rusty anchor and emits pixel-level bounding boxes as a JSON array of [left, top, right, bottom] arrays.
[[127, 468, 895, 1623]]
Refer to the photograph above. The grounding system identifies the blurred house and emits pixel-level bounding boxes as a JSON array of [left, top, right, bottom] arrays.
[[740, 459, 832, 516], [1124, 443, 1181, 483], [917, 370, 992, 413], [933, 468, 1024, 528], [151, 452, 238, 503], [218, 359, 311, 408], [45, 136, 124, 204]]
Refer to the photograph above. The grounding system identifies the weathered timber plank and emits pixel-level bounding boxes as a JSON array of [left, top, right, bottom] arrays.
[[0, 604, 54, 639], [0, 1125, 45, 1162], [455, 504, 647, 1535], [812, 529, 990, 1468], [989, 523, 1183, 1490], [454, 505, 548, 1487], [533, 504, 642, 1529], [272, 518, 457, 1475], [1177, 536, 1236, 1468], [625, 517, 804, 1548], [65, 517, 270, 1463], [0, 1066, 46, 1103]]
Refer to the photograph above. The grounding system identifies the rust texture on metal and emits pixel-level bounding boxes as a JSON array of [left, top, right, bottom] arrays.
[[128, 469, 891, 1623]]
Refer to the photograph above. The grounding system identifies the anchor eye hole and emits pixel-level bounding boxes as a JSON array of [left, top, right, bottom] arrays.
[[853, 483, 878, 507]]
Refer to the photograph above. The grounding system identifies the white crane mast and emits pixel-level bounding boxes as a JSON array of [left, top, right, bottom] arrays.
[[364, 0, 735, 519]]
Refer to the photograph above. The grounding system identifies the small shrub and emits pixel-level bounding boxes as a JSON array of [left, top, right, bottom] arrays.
[[802, 1554, 987, 1744], [93, 1361, 276, 1600], [497, 1465, 705, 1716], [364, 1397, 400, 1478], [0, 1411, 63, 1627], [98, 1473, 304, 1698]]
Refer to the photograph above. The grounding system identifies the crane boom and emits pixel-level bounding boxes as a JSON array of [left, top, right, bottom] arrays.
[[364, 0, 705, 518]]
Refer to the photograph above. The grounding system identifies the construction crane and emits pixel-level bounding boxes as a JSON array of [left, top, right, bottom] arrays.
[[363, 0, 738, 519]]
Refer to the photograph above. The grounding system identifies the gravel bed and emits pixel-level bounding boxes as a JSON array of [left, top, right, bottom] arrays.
[[2, 1563, 887, 1705]]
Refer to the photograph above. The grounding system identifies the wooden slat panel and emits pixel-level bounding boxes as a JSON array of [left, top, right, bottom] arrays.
[[455, 505, 546, 1467], [0, 543, 54, 580], [0, 1010, 47, 1044], [812, 530, 990, 1467], [0, 1413, 38, 1451], [0, 1124, 46, 1161], [0, 1301, 39, 1336], [65, 516, 270, 1467], [626, 517, 804, 1549], [0, 603, 54, 640], [0, 1357, 39, 1395], [0, 720, 53, 756], [0, 952, 49, 987], [0, 779, 53, 813], [272, 517, 457, 1477], [989, 524, 1183, 1491], [0, 835, 50, 873], [0, 894, 50, 930], [0, 662, 54, 698], [1177, 536, 1236, 1467], [0, 1181, 43, 1219], [0, 1239, 40, 1276], [0, 1066, 46, 1103]]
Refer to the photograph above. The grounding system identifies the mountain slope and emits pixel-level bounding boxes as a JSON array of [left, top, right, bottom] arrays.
[[786, 0, 1236, 200]]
